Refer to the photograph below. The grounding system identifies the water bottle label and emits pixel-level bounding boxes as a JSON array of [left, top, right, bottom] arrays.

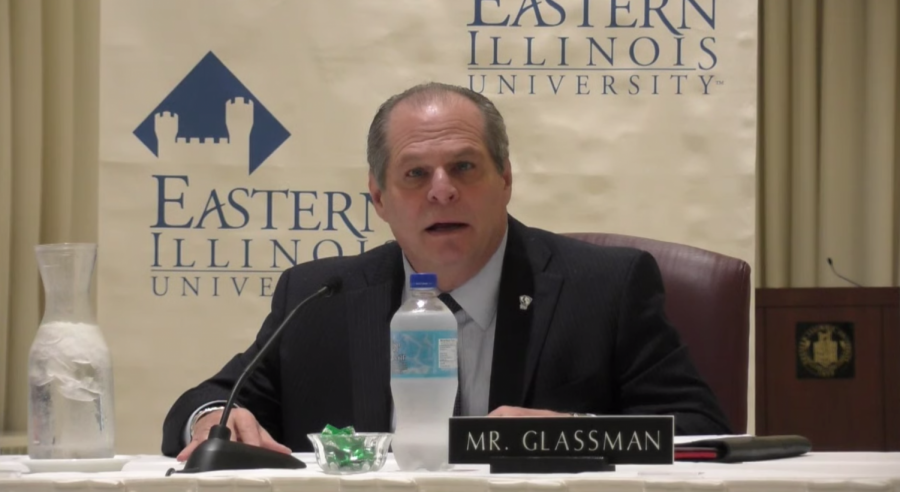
[[390, 330, 458, 378]]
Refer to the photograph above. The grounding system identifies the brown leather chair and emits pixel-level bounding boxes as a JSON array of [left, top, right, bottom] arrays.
[[563, 232, 751, 433]]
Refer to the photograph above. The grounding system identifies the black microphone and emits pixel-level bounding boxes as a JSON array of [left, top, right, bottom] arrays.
[[173, 276, 343, 475], [826, 258, 862, 287]]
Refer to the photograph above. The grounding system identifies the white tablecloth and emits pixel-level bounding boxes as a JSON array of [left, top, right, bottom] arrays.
[[2, 452, 899, 492]]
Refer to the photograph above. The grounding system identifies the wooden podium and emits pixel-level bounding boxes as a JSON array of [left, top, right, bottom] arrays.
[[756, 288, 900, 451]]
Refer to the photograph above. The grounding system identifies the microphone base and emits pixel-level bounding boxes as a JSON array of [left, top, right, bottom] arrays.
[[172, 437, 306, 474]]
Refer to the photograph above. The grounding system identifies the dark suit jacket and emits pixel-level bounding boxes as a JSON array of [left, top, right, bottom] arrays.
[[161, 217, 731, 456]]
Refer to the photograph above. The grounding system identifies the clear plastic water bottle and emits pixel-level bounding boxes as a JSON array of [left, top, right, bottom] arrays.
[[389, 273, 458, 471]]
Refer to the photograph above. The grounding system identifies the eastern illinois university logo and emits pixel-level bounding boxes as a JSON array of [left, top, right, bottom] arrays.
[[133, 51, 289, 174]]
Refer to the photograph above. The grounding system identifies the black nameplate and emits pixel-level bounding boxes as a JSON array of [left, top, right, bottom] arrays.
[[490, 456, 614, 474], [449, 416, 674, 465]]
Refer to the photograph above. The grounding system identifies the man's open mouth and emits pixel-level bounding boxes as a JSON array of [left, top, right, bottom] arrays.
[[426, 222, 468, 232]]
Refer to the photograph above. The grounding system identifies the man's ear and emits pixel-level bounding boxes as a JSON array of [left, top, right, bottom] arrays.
[[502, 158, 513, 196], [503, 159, 512, 188], [368, 172, 386, 219]]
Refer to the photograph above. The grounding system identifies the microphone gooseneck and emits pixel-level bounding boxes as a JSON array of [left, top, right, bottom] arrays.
[[175, 276, 343, 474], [217, 277, 343, 430], [826, 258, 863, 288]]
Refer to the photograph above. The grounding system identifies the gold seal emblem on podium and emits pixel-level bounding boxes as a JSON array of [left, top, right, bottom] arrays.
[[797, 323, 854, 378]]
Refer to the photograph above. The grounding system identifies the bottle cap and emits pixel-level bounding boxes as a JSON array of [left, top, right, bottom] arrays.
[[409, 273, 437, 289]]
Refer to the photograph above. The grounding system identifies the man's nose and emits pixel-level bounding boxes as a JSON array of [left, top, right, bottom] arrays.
[[427, 169, 458, 204]]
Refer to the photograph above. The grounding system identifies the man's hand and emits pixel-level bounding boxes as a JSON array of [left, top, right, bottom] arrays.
[[176, 408, 292, 462], [488, 406, 570, 417]]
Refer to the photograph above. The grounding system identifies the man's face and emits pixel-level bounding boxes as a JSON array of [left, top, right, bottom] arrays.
[[368, 96, 512, 283]]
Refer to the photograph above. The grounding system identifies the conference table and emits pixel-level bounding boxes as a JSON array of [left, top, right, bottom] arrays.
[[1, 451, 899, 492]]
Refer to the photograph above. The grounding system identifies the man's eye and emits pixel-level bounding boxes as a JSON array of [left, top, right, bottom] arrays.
[[407, 168, 425, 178], [456, 162, 474, 171]]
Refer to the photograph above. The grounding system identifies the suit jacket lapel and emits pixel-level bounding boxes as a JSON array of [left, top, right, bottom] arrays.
[[489, 218, 562, 410], [523, 270, 563, 399], [347, 242, 404, 432]]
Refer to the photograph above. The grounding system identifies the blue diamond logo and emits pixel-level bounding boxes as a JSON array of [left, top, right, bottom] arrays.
[[133, 51, 290, 174]]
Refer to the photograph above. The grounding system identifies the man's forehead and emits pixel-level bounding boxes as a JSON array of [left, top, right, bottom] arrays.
[[385, 96, 487, 159], [395, 144, 486, 164]]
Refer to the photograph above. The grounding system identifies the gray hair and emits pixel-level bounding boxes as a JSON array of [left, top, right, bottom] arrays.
[[366, 82, 510, 189]]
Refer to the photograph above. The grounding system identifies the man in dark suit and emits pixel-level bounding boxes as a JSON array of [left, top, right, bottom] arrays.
[[163, 82, 731, 460]]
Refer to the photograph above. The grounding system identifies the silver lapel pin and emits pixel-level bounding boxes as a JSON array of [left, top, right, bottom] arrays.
[[519, 295, 533, 311]]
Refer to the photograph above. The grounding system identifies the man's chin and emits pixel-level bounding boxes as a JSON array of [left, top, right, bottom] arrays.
[[428, 251, 470, 268], [409, 248, 470, 270], [420, 231, 470, 251]]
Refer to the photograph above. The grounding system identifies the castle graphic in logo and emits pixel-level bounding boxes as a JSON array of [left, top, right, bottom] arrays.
[[133, 51, 289, 174]]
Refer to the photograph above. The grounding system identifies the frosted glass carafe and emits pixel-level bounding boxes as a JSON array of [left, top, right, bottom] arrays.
[[28, 243, 115, 459]]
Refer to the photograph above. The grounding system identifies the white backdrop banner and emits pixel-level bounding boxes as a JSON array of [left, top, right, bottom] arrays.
[[99, 0, 758, 453]]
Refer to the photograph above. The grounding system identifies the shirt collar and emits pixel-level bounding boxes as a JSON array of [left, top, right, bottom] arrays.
[[402, 225, 508, 331]]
